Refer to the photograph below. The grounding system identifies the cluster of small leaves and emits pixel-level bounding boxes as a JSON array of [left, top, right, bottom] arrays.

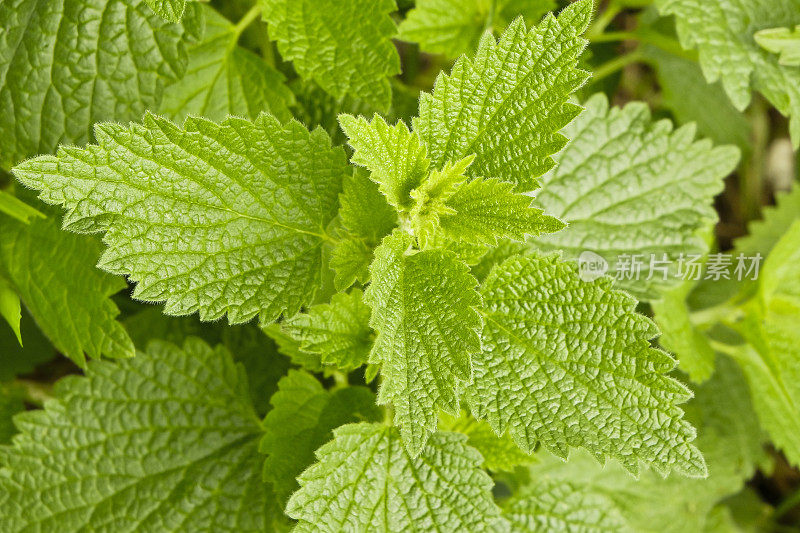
[[2, 0, 800, 530]]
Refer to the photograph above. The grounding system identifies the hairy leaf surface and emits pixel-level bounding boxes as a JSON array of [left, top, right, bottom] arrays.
[[14, 114, 348, 324]]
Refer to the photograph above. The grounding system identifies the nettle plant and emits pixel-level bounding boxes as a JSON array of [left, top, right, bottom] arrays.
[[1, 0, 799, 531]]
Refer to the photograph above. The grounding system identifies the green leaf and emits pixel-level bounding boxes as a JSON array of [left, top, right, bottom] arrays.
[[339, 114, 430, 212], [339, 169, 398, 244], [652, 281, 716, 383], [641, 44, 751, 152], [365, 231, 481, 454], [412, 0, 591, 192], [143, 0, 186, 21], [754, 25, 800, 66], [160, 6, 294, 123], [399, 0, 556, 58], [439, 177, 565, 245], [506, 355, 763, 532], [260, 0, 401, 110], [263, 323, 324, 373], [656, 0, 800, 147], [286, 422, 507, 532], [331, 238, 375, 291], [331, 168, 398, 290], [733, 220, 800, 466], [14, 114, 348, 325], [440, 411, 534, 472], [531, 94, 739, 300], [0, 213, 133, 366], [0, 190, 44, 224], [0, 279, 21, 345], [468, 253, 706, 477], [259, 371, 381, 502], [0, 0, 191, 168], [0, 338, 278, 531], [504, 480, 629, 532], [282, 289, 373, 371], [735, 185, 800, 257]]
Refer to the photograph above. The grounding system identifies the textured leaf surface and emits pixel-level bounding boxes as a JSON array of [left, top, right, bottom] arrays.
[[656, 0, 800, 146], [160, 7, 294, 123], [0, 0, 190, 168], [260, 0, 400, 110], [506, 355, 763, 532], [734, 220, 800, 466], [14, 114, 348, 325], [755, 25, 800, 66], [468, 253, 705, 476], [286, 422, 506, 532], [143, 0, 185, 21], [0, 213, 132, 365], [283, 289, 373, 371], [365, 231, 481, 454], [440, 411, 534, 472], [260, 371, 381, 502], [331, 169, 397, 290], [440, 177, 565, 245], [413, 0, 591, 192], [0, 338, 277, 532], [340, 114, 430, 212], [532, 94, 739, 300], [398, 0, 556, 58]]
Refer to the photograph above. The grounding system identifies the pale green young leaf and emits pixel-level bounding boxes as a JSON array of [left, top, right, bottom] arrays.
[[0, 190, 44, 224], [365, 231, 481, 454], [656, 0, 800, 146], [413, 0, 591, 192], [468, 253, 705, 477], [0, 0, 191, 167], [259, 371, 381, 502], [398, 0, 556, 58], [0, 214, 133, 366], [755, 25, 800, 66], [506, 356, 763, 533], [440, 411, 534, 472], [282, 289, 373, 371], [531, 94, 739, 300], [260, 0, 400, 110], [0, 338, 277, 531], [440, 177, 565, 245], [408, 156, 474, 246], [14, 114, 348, 325], [286, 422, 507, 532], [160, 6, 294, 123], [733, 220, 800, 466], [339, 114, 430, 212]]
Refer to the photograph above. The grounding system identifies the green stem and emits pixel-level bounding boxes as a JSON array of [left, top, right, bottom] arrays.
[[331, 370, 349, 390], [586, 0, 622, 39], [707, 339, 744, 358], [590, 50, 643, 82], [234, 4, 262, 37], [689, 302, 743, 329], [589, 30, 696, 61], [774, 487, 800, 520], [741, 95, 769, 223]]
